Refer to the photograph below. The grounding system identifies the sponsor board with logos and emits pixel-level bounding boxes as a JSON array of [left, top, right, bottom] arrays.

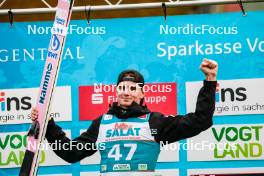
[[0, 86, 72, 125], [187, 124, 264, 161], [80, 169, 179, 176], [0, 131, 71, 168], [188, 167, 264, 176], [0, 11, 264, 176], [186, 78, 264, 116], [79, 83, 176, 120]]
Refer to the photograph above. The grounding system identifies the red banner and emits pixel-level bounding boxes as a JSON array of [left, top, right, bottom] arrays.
[[79, 83, 177, 120]]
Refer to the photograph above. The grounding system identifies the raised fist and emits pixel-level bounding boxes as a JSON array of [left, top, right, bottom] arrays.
[[200, 58, 218, 81]]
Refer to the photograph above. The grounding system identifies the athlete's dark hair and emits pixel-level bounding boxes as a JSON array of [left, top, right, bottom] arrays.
[[117, 69, 144, 87]]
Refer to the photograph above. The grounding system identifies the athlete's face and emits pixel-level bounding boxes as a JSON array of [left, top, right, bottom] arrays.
[[116, 81, 144, 108]]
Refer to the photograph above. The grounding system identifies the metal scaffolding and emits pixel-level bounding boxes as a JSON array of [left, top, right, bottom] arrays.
[[0, 0, 263, 15]]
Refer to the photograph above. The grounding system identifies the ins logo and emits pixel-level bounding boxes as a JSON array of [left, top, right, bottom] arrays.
[[215, 83, 247, 103], [47, 34, 60, 59], [0, 91, 31, 111]]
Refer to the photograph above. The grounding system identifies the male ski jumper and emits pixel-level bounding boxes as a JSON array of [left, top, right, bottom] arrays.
[[45, 69, 216, 176]]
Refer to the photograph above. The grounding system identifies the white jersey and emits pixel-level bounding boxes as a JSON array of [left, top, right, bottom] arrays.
[[97, 113, 160, 175]]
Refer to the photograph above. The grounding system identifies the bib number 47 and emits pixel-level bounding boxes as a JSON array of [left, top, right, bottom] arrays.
[[108, 144, 137, 161]]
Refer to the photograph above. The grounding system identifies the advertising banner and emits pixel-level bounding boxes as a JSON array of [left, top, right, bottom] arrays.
[[0, 86, 72, 125], [186, 79, 264, 116], [187, 124, 264, 161], [1, 11, 264, 176], [0, 131, 71, 168]]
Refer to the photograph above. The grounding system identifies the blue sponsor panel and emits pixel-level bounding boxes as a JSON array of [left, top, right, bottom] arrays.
[[0, 11, 264, 176]]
